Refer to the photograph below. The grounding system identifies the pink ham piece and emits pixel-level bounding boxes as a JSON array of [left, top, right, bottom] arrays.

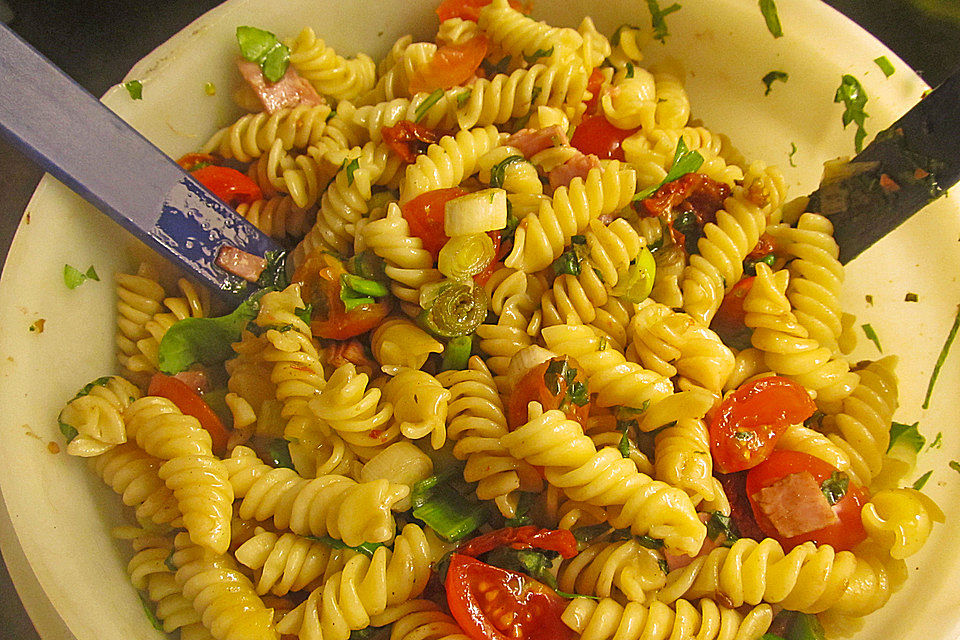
[[236, 59, 325, 113], [753, 471, 839, 539], [548, 152, 601, 191], [216, 245, 267, 283], [506, 125, 569, 158]]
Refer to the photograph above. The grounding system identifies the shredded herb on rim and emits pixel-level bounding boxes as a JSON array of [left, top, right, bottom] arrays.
[[645, 0, 682, 43], [922, 303, 960, 409], [124, 80, 143, 100], [834, 74, 869, 153], [912, 470, 933, 491], [761, 70, 788, 95], [861, 323, 882, 352], [889, 421, 925, 454], [874, 55, 896, 78], [758, 0, 783, 37], [929, 432, 943, 450], [950, 461, 960, 475], [788, 142, 798, 167], [63, 264, 100, 289]]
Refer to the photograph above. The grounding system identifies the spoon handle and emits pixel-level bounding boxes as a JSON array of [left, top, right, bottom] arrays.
[[0, 24, 281, 302]]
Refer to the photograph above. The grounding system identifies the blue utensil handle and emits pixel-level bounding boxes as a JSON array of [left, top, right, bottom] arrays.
[[0, 24, 281, 301]]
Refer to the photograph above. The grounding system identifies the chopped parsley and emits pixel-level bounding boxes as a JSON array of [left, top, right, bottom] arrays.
[[861, 323, 882, 352], [63, 264, 100, 289], [788, 142, 798, 167], [905, 292, 919, 302], [912, 470, 933, 491], [342, 157, 360, 186], [889, 421, 925, 454], [874, 55, 896, 78], [544, 358, 590, 410], [415, 89, 444, 123], [523, 47, 554, 64], [645, 0, 682, 43], [124, 80, 143, 100], [762, 70, 788, 95], [834, 74, 869, 153], [704, 511, 740, 547], [551, 235, 587, 276], [923, 303, 960, 409], [236, 26, 290, 82], [759, 0, 783, 37], [929, 432, 943, 450], [632, 138, 704, 201], [950, 461, 960, 475], [820, 471, 849, 505]]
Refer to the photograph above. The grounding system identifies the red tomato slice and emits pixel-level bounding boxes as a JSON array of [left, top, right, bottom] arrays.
[[408, 35, 488, 94], [569, 114, 638, 162], [436, 0, 528, 22], [456, 526, 578, 559], [446, 554, 573, 640], [292, 253, 392, 340], [710, 276, 755, 350], [381, 121, 440, 163], [746, 233, 780, 261], [401, 187, 468, 259], [176, 152, 216, 171], [190, 164, 262, 207], [148, 373, 229, 455], [582, 67, 605, 115], [709, 376, 817, 474], [746, 450, 868, 551], [507, 356, 590, 430]]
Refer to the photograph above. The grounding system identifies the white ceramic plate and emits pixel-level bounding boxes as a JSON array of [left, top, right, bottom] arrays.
[[1, 1, 957, 638]]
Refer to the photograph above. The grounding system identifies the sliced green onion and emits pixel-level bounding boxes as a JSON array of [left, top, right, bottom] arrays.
[[414, 89, 444, 123], [611, 246, 656, 303], [341, 274, 389, 297], [411, 468, 488, 541], [423, 283, 488, 338], [438, 233, 495, 280], [923, 303, 960, 409], [444, 189, 508, 236], [441, 335, 474, 371]]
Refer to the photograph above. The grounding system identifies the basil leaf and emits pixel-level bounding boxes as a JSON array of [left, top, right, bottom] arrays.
[[820, 471, 849, 505], [632, 138, 704, 201], [759, 0, 783, 37], [762, 70, 788, 96], [63, 264, 99, 289], [489, 155, 526, 189], [124, 80, 143, 100], [888, 421, 925, 454], [645, 0, 682, 43], [834, 74, 869, 153], [236, 26, 290, 83]]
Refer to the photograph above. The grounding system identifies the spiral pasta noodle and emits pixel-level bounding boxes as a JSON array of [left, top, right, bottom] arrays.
[[88, 442, 181, 526], [557, 537, 667, 602], [59, 375, 140, 457], [287, 27, 377, 101], [400, 125, 503, 204], [202, 104, 334, 162]]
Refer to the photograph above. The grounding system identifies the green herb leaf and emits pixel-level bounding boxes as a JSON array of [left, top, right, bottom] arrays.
[[834, 74, 869, 153], [625, 62, 635, 79], [342, 157, 360, 186], [415, 89, 445, 123], [157, 288, 268, 374], [411, 467, 488, 541], [124, 80, 143, 100], [58, 421, 79, 443], [138, 594, 164, 631], [456, 89, 472, 107], [913, 470, 933, 491], [164, 547, 177, 572], [571, 524, 613, 545], [441, 335, 474, 371], [312, 535, 385, 558], [950, 461, 960, 475], [236, 26, 290, 83], [523, 47, 554, 65], [340, 273, 389, 311], [929, 432, 943, 450], [294, 305, 313, 325], [489, 155, 526, 189], [551, 245, 583, 276], [820, 471, 849, 505], [889, 421, 925, 454], [767, 610, 825, 640], [923, 303, 960, 409], [861, 323, 882, 352], [704, 511, 740, 547], [63, 264, 99, 289], [636, 535, 665, 550], [483, 546, 559, 589], [788, 142, 798, 167], [645, 0, 682, 43], [503, 201, 520, 242], [480, 55, 512, 77], [256, 250, 290, 290], [267, 438, 295, 470], [504, 492, 537, 527], [632, 138, 704, 201], [874, 55, 896, 78], [762, 70, 788, 96], [758, 0, 783, 37]]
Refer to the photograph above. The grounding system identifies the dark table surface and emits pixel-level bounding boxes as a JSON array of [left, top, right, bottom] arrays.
[[1, 0, 959, 637]]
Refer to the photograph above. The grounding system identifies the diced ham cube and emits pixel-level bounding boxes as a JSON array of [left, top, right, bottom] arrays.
[[506, 125, 569, 158], [236, 59, 325, 113], [753, 471, 839, 539], [548, 152, 601, 191], [216, 245, 267, 283]]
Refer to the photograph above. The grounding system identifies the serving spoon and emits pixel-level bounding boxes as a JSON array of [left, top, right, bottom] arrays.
[[1, 23, 959, 304]]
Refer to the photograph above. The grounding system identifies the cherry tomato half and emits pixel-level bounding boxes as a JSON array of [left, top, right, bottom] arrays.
[[436, 0, 528, 22], [710, 276, 755, 350], [190, 164, 262, 207], [507, 356, 590, 430], [569, 114, 638, 162], [148, 373, 229, 455], [582, 67, 606, 115], [292, 253, 391, 340], [446, 554, 573, 640], [456, 526, 578, 559], [746, 450, 868, 552], [401, 187, 468, 259], [381, 121, 440, 163], [408, 35, 488, 94], [709, 376, 817, 473]]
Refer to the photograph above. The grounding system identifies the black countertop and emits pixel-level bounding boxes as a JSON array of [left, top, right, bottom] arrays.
[[1, 0, 959, 637]]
